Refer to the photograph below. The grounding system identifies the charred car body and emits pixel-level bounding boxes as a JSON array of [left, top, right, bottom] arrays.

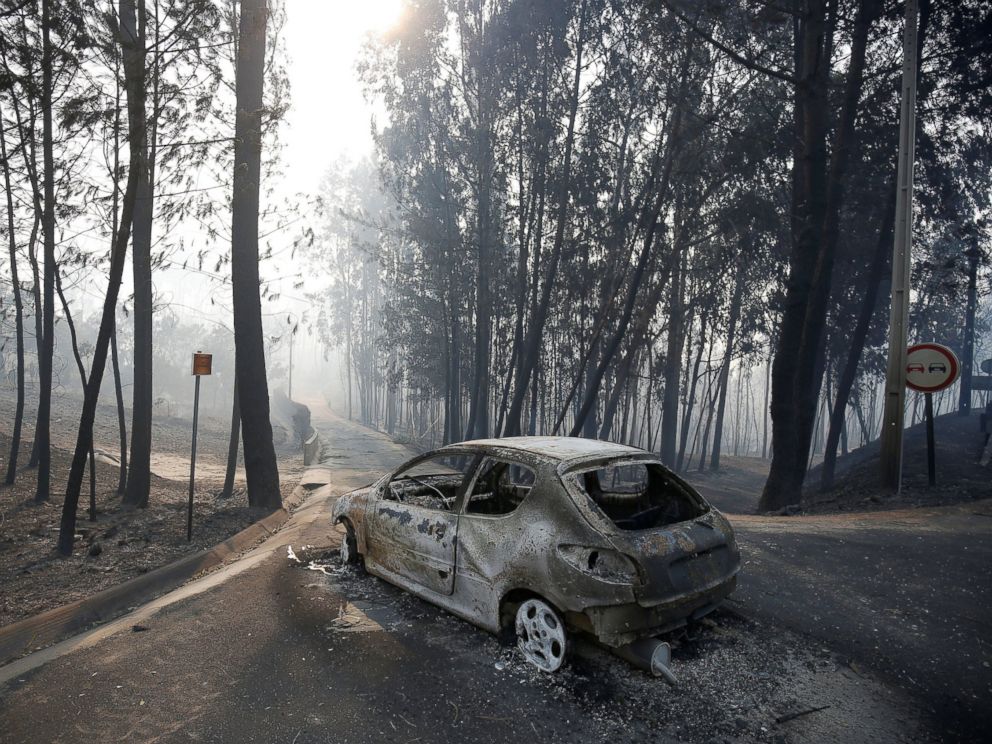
[[332, 437, 740, 673]]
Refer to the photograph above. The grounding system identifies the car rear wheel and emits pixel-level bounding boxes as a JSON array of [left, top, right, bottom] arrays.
[[339, 521, 359, 565], [515, 598, 567, 672]]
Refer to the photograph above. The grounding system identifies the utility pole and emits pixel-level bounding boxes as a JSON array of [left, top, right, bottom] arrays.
[[288, 331, 294, 400], [880, 0, 919, 491]]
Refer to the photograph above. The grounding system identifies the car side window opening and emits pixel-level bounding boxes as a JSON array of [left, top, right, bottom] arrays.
[[574, 462, 705, 530], [464, 459, 536, 516], [386, 454, 477, 512]]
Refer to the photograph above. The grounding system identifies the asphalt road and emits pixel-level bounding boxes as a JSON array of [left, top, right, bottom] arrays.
[[0, 404, 988, 743], [730, 508, 992, 742]]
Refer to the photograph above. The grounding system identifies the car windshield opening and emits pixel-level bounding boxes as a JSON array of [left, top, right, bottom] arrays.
[[387, 454, 477, 511], [571, 462, 706, 530]]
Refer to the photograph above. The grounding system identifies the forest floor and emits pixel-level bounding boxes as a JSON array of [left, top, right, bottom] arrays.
[[684, 411, 990, 515], [0, 389, 307, 628], [802, 410, 991, 513]]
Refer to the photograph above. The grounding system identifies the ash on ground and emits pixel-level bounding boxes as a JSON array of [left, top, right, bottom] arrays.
[[289, 548, 929, 743]]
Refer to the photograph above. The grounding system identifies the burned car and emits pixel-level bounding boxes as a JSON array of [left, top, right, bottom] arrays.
[[331, 437, 740, 674]]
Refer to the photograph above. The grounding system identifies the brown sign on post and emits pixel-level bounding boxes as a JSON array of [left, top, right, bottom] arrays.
[[192, 352, 212, 376]]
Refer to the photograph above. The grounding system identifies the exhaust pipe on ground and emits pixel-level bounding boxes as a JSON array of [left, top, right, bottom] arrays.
[[611, 638, 678, 685]]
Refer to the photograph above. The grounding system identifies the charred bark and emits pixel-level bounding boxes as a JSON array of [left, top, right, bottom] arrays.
[[0, 103, 25, 485], [819, 183, 895, 490], [222, 376, 240, 498], [34, 0, 57, 503], [58, 0, 145, 556], [231, 0, 281, 510]]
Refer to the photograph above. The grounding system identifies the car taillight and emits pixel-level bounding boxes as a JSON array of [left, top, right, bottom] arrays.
[[557, 545, 641, 585]]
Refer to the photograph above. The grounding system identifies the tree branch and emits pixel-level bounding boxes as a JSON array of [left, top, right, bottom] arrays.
[[659, 0, 797, 86]]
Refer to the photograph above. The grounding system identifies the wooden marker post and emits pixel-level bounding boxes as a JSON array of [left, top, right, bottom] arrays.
[[188, 351, 213, 541]]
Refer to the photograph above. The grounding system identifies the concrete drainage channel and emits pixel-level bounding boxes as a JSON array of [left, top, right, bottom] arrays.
[[0, 417, 327, 667], [0, 481, 314, 666]]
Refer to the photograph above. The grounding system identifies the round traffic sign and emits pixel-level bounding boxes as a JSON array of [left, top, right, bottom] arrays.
[[905, 343, 959, 393]]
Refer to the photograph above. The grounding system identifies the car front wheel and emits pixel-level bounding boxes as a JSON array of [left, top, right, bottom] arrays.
[[339, 521, 359, 565], [515, 598, 567, 672]]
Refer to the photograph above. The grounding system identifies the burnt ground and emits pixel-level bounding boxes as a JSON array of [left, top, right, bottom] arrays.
[[314, 402, 992, 742], [0, 389, 306, 627], [803, 410, 991, 513], [285, 548, 928, 744], [0, 400, 987, 743], [732, 505, 992, 743], [0, 487, 929, 744], [689, 411, 991, 516]]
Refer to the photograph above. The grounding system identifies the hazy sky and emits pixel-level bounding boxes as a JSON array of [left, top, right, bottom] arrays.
[[281, 0, 404, 194]]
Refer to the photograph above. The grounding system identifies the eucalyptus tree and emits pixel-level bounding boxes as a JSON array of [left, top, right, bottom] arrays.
[[59, 0, 148, 555], [0, 99, 26, 485], [0, 0, 90, 499], [231, 0, 280, 509], [122, 0, 224, 508]]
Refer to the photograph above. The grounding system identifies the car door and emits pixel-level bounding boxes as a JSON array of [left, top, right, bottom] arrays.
[[368, 452, 480, 596], [455, 457, 538, 590]]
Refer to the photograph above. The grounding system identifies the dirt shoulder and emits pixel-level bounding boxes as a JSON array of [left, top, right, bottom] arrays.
[[0, 389, 306, 629]]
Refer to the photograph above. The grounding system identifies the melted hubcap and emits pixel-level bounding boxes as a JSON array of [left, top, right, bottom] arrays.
[[515, 599, 566, 672], [340, 532, 352, 563]]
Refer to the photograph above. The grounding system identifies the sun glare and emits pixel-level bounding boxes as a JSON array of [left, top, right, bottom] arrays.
[[351, 0, 405, 34]]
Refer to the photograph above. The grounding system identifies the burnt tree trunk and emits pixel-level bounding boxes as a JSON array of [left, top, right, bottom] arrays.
[[0, 103, 26, 485], [124, 0, 155, 509], [55, 268, 97, 521], [660, 235, 684, 466], [504, 0, 585, 437], [58, 0, 145, 556], [710, 268, 744, 471], [34, 0, 57, 503], [111, 319, 128, 495], [231, 0, 281, 510], [222, 376, 240, 498], [677, 314, 707, 471], [820, 183, 895, 490], [761, 0, 874, 510]]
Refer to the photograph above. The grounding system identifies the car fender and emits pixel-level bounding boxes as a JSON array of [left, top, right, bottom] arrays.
[[333, 486, 377, 554]]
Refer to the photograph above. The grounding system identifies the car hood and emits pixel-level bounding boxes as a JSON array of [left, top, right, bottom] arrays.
[[331, 483, 375, 520]]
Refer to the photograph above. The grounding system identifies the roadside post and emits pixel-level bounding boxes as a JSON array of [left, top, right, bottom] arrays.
[[188, 351, 213, 541], [905, 343, 959, 487], [879, 0, 920, 491]]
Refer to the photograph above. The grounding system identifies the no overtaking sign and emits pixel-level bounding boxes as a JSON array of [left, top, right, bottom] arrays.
[[904, 342, 959, 487], [905, 343, 959, 393]]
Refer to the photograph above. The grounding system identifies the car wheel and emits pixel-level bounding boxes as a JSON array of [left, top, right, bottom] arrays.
[[514, 598, 567, 672], [339, 521, 359, 565]]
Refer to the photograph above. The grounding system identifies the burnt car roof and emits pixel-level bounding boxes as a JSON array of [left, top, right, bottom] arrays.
[[446, 436, 646, 464]]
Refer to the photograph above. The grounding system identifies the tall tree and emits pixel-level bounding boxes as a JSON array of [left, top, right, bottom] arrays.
[[0, 100, 25, 485], [231, 0, 280, 509], [122, 0, 154, 508], [58, 0, 146, 555], [33, 0, 57, 503]]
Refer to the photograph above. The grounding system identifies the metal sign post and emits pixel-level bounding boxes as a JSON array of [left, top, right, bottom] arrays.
[[905, 343, 959, 488], [188, 351, 213, 542]]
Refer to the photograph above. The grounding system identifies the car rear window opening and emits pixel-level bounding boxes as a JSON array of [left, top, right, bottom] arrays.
[[571, 462, 706, 530]]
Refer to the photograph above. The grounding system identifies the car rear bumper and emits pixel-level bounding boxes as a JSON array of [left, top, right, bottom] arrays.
[[572, 573, 738, 647]]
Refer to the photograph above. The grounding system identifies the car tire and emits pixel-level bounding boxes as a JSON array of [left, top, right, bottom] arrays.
[[339, 521, 360, 566], [514, 598, 567, 672]]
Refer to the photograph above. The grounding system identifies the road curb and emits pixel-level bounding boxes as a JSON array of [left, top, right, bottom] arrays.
[[0, 482, 312, 668]]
